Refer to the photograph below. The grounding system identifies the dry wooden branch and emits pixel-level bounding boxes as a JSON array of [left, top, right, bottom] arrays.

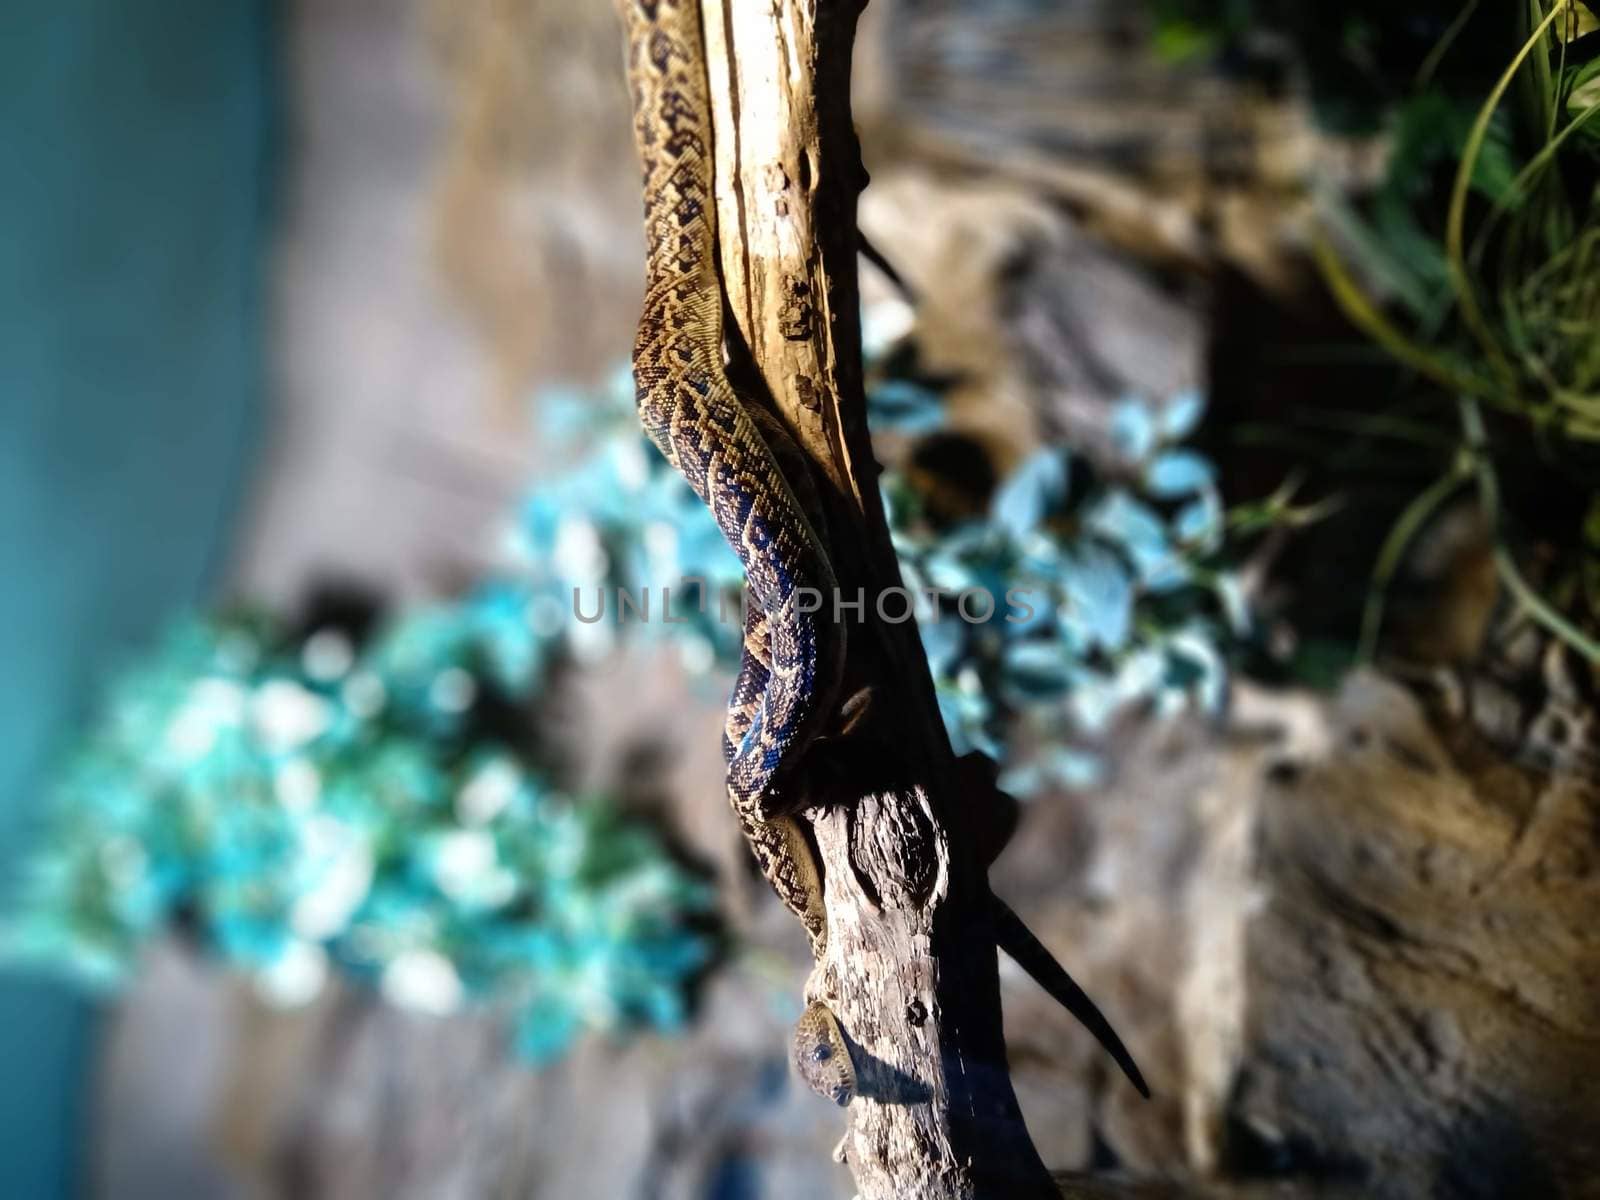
[[698, 1, 1066, 1195]]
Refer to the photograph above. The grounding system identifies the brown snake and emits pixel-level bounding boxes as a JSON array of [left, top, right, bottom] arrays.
[[615, 0, 854, 1103], [615, 0, 1146, 1108]]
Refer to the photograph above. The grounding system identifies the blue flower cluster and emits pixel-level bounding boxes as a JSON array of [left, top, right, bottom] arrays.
[[870, 379, 1246, 794], [10, 311, 1243, 1064], [8, 613, 714, 1064], [501, 357, 1245, 798]]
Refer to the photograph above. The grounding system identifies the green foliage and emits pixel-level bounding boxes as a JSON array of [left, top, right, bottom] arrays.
[[1316, 1, 1600, 663], [1149, 0, 1539, 130], [1357, 92, 1521, 315]]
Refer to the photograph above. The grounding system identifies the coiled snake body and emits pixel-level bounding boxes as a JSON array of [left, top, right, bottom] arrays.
[[616, 0, 1144, 1110], [618, 0, 841, 939], [617, 0, 852, 1101]]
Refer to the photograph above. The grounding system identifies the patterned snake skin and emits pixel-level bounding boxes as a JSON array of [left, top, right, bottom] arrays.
[[616, 0, 854, 1099], [617, 0, 844, 948], [616, 0, 1147, 1107]]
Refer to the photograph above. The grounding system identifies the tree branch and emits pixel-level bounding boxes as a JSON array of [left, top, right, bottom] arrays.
[[699, 2, 1060, 1194]]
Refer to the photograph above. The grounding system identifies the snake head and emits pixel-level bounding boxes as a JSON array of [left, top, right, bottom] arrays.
[[792, 1002, 856, 1107]]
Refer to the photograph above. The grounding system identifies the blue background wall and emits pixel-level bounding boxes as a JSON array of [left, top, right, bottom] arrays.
[[0, 2, 272, 1192]]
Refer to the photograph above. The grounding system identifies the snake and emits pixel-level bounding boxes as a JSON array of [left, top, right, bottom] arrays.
[[615, 0, 854, 1101], [615, 0, 1146, 1108]]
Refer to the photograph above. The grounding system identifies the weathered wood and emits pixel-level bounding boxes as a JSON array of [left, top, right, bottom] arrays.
[[700, 1, 1060, 1194]]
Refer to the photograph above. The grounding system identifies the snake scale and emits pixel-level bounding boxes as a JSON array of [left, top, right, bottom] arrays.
[[616, 0, 855, 1102], [616, 0, 1145, 1108]]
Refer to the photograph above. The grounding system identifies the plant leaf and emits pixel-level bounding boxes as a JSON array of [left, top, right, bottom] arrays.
[[991, 449, 1070, 537], [1146, 450, 1216, 498]]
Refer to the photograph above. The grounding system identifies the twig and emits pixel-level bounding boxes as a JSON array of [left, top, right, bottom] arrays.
[[1457, 397, 1600, 663], [1357, 463, 1470, 663]]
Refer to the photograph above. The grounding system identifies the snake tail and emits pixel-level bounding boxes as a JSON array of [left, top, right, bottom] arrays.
[[989, 894, 1150, 1098]]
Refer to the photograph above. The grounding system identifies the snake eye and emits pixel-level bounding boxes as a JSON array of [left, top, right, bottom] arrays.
[[811, 1044, 832, 1063]]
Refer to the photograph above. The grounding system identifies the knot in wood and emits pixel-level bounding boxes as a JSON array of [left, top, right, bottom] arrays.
[[778, 275, 815, 340], [848, 788, 942, 910]]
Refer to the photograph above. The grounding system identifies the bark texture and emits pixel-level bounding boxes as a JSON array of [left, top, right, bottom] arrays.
[[701, 1, 1060, 1195]]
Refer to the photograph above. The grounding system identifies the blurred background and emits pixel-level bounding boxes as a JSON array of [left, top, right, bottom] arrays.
[[4, 1, 1598, 1197]]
